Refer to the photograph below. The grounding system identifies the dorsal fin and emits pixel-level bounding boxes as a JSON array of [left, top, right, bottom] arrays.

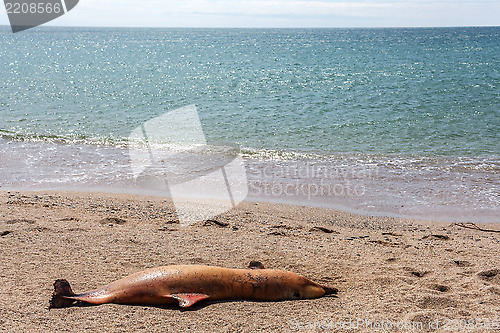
[[248, 261, 265, 269]]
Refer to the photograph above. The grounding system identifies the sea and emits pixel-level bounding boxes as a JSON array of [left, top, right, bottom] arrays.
[[0, 26, 498, 223]]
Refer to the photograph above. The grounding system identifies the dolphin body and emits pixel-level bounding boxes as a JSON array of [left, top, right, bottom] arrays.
[[49, 263, 337, 309]]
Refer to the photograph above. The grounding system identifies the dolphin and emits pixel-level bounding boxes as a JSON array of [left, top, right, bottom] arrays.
[[49, 262, 337, 309]]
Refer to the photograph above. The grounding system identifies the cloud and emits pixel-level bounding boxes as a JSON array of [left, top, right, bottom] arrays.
[[76, 0, 500, 25], [1, 0, 499, 27], [176, 0, 399, 15], [173, 0, 500, 23]]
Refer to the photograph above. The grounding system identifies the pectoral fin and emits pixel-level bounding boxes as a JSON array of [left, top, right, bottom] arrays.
[[169, 293, 210, 307]]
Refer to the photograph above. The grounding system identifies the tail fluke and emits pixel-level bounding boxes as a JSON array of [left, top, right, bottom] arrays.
[[49, 279, 77, 309]]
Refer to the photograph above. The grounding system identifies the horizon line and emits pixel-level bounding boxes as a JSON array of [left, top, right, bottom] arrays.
[[1, 24, 499, 30]]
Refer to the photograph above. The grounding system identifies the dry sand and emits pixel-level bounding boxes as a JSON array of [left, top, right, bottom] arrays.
[[0, 191, 498, 332]]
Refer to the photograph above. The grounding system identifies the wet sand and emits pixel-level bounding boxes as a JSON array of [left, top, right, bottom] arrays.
[[0, 191, 498, 332]]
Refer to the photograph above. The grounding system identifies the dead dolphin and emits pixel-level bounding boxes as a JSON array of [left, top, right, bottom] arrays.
[[49, 262, 337, 309]]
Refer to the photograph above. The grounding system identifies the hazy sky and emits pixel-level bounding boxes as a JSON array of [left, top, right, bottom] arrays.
[[1, 0, 499, 28]]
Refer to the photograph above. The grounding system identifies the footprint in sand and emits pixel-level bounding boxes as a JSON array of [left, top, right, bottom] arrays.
[[203, 219, 229, 228], [6, 218, 35, 224], [428, 283, 451, 293], [309, 226, 338, 234], [477, 269, 500, 284], [404, 267, 431, 278], [452, 260, 474, 267], [60, 217, 80, 222], [100, 217, 127, 225], [417, 295, 457, 309], [488, 286, 500, 295], [422, 234, 450, 240]]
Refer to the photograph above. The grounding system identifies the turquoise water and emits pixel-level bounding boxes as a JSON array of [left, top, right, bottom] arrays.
[[0, 26, 498, 222], [1, 26, 498, 156]]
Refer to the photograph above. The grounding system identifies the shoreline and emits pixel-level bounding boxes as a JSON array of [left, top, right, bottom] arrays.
[[1, 137, 498, 224], [1, 185, 498, 225], [1, 190, 498, 332], [1, 189, 498, 229]]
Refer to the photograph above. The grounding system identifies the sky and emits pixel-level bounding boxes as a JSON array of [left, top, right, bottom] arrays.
[[1, 0, 499, 28]]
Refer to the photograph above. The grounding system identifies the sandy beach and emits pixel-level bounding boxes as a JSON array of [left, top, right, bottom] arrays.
[[0, 191, 498, 332]]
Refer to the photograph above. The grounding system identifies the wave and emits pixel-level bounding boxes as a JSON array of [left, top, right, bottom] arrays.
[[2, 128, 499, 175], [0, 133, 498, 223], [0, 129, 130, 147], [241, 146, 500, 174]]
